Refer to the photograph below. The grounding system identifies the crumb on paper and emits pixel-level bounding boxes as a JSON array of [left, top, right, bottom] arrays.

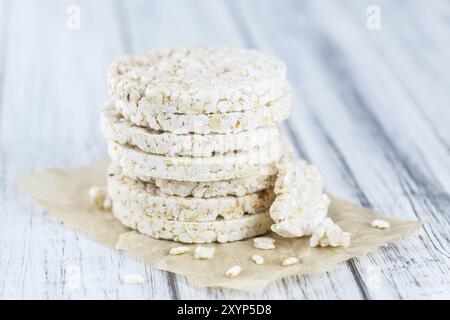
[[282, 257, 299, 266], [251, 254, 264, 265], [122, 273, 145, 285], [309, 218, 351, 248], [217, 234, 229, 243], [225, 265, 242, 278], [297, 247, 311, 260], [89, 186, 107, 209], [194, 246, 215, 259], [102, 195, 112, 210], [370, 219, 390, 230], [253, 237, 275, 250], [169, 246, 190, 255]]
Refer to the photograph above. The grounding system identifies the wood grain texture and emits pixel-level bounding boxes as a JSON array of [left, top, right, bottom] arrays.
[[0, 0, 448, 299]]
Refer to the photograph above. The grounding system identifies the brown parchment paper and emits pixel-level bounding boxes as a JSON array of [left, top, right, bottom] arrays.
[[17, 159, 422, 293]]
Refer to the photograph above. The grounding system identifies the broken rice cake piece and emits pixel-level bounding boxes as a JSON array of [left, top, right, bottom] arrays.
[[309, 218, 351, 248], [269, 151, 330, 237], [270, 150, 351, 248]]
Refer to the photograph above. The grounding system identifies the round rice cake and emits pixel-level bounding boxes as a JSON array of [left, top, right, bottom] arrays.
[[153, 174, 276, 198], [107, 46, 291, 115], [101, 102, 281, 157], [108, 140, 281, 182], [114, 93, 291, 134], [109, 163, 277, 198], [112, 201, 272, 243], [107, 170, 275, 222]]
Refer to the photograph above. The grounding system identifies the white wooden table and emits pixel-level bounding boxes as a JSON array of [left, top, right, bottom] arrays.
[[1, 0, 449, 299]]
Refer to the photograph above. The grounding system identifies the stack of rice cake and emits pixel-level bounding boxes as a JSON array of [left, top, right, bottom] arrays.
[[102, 47, 293, 244]]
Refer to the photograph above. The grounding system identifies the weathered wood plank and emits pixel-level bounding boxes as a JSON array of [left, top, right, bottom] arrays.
[[229, 0, 449, 299], [0, 0, 175, 299], [1, 0, 448, 299], [119, 0, 365, 300], [343, 0, 450, 186]]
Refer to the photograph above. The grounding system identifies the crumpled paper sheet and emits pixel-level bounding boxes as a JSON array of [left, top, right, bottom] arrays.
[[17, 158, 422, 293]]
